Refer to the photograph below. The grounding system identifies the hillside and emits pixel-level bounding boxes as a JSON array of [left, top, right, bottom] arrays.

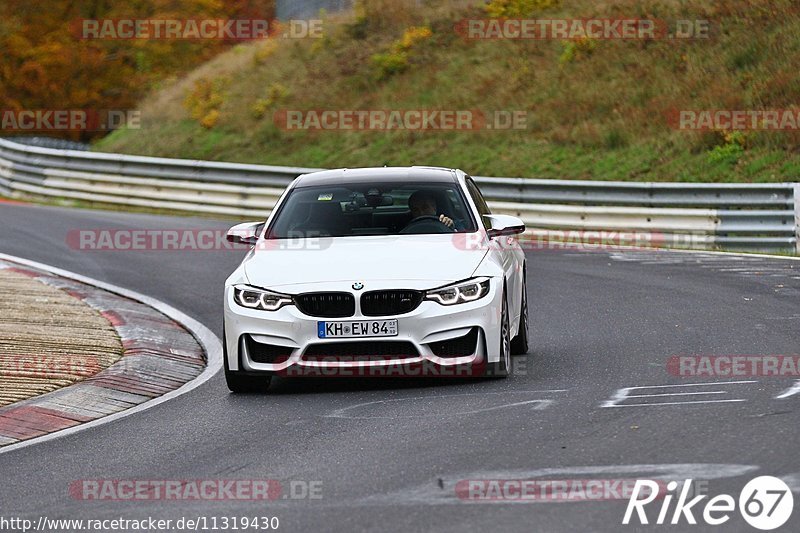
[[94, 0, 800, 182], [0, 0, 275, 142]]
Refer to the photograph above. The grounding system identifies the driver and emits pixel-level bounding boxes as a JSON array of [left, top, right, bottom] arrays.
[[406, 190, 454, 229]]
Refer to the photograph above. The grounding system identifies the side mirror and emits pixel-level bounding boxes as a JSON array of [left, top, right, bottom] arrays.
[[484, 214, 525, 239], [226, 221, 264, 246]]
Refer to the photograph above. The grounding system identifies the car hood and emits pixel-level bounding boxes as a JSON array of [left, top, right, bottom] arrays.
[[243, 234, 487, 289]]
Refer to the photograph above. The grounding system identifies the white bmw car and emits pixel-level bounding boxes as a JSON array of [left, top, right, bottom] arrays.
[[223, 167, 528, 392]]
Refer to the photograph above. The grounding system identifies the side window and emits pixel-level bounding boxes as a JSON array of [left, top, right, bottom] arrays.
[[465, 177, 491, 229], [445, 189, 465, 219]]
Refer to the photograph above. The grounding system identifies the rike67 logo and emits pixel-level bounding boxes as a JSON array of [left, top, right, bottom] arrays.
[[623, 476, 794, 530]]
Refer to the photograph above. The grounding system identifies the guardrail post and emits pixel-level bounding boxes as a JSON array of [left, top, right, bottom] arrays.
[[794, 183, 800, 255]]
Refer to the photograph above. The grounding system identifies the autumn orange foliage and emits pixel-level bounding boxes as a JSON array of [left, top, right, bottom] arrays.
[[0, 0, 274, 141]]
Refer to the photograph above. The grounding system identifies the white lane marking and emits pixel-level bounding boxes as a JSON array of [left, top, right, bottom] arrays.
[[364, 463, 760, 506], [618, 380, 758, 389], [601, 381, 757, 408], [626, 391, 729, 398], [0, 253, 223, 456], [717, 268, 795, 273], [649, 248, 800, 262], [325, 390, 567, 419], [775, 380, 800, 399], [605, 399, 746, 408], [783, 473, 800, 494]]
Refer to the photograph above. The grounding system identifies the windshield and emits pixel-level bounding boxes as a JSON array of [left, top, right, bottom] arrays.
[[266, 182, 477, 238]]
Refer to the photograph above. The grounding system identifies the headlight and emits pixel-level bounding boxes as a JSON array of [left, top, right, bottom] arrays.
[[425, 277, 491, 306], [233, 285, 293, 311]]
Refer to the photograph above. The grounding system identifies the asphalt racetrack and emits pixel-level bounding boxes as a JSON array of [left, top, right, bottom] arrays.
[[0, 202, 798, 532]]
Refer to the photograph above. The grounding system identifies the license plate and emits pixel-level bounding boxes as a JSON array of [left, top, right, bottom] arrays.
[[317, 319, 398, 338]]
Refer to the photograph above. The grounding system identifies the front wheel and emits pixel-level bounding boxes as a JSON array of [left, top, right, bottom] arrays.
[[510, 276, 529, 355], [485, 287, 511, 378], [224, 366, 271, 393]]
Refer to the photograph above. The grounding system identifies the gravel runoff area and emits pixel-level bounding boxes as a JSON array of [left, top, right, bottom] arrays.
[[0, 258, 207, 447], [0, 268, 122, 407]]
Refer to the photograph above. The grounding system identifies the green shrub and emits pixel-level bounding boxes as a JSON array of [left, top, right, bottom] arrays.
[[485, 0, 560, 17], [371, 26, 432, 80], [559, 37, 597, 64], [708, 131, 747, 166], [183, 77, 227, 129], [251, 83, 290, 119], [371, 51, 410, 78]]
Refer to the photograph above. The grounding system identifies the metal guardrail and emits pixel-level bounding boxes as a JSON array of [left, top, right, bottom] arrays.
[[276, 0, 354, 19], [0, 137, 90, 151], [0, 138, 797, 253]]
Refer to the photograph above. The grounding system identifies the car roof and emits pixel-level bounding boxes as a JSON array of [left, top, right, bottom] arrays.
[[293, 166, 459, 187]]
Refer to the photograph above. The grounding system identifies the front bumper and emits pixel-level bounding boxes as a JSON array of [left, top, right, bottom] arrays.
[[223, 279, 503, 374]]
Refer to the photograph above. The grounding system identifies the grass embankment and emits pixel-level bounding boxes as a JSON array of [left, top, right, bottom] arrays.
[[95, 0, 800, 182]]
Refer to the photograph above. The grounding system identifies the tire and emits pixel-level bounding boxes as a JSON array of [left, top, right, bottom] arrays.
[[223, 330, 271, 393], [225, 366, 271, 393], [510, 275, 529, 355], [485, 286, 511, 378]]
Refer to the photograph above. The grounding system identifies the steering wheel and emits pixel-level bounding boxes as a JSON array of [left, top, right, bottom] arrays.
[[399, 215, 455, 234]]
